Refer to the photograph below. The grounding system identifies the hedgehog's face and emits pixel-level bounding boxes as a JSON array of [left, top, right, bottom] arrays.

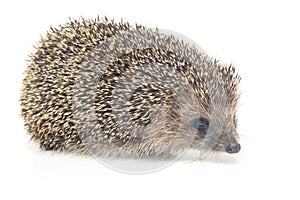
[[169, 85, 240, 154], [192, 112, 240, 154]]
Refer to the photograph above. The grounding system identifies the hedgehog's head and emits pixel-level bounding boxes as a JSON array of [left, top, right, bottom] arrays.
[[186, 64, 241, 154]]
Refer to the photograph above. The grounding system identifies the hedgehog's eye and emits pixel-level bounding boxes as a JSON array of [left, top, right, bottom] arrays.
[[197, 117, 209, 137]]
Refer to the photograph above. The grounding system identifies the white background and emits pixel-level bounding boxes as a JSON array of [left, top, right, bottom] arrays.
[[1, 0, 299, 199]]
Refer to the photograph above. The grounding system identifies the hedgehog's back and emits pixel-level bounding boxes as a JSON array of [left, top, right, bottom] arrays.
[[20, 18, 132, 152]]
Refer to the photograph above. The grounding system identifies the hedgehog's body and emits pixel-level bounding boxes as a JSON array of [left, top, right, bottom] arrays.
[[21, 17, 241, 158]]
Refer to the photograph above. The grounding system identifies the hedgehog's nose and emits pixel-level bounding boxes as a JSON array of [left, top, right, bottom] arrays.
[[226, 143, 241, 154]]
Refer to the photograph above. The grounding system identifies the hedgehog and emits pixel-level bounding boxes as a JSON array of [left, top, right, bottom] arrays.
[[21, 17, 241, 159]]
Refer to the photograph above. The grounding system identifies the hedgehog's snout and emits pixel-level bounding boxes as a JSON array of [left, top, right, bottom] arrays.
[[225, 142, 241, 154]]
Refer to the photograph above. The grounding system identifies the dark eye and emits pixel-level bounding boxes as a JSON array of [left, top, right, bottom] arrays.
[[197, 117, 209, 137]]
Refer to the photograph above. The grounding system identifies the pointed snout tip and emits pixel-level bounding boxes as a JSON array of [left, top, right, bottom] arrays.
[[226, 143, 241, 154]]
